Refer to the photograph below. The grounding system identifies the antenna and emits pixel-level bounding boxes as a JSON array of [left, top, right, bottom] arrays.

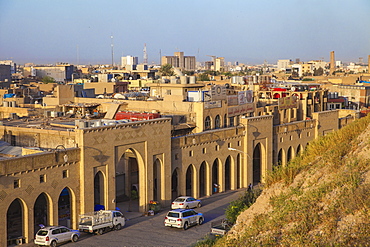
[[159, 49, 162, 66], [76, 45, 79, 65], [111, 34, 114, 67], [143, 43, 148, 65]]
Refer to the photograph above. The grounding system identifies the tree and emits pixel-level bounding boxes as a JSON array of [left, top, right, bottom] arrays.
[[42, 76, 55, 84], [197, 73, 210, 81], [159, 64, 175, 76]]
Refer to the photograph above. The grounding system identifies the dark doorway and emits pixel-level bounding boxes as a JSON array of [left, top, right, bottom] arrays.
[[225, 156, 231, 191], [212, 160, 219, 194], [236, 154, 241, 189], [171, 169, 179, 201], [94, 171, 104, 207], [34, 193, 48, 234], [186, 165, 193, 196], [253, 143, 262, 185], [199, 162, 206, 197], [58, 188, 71, 228], [7, 199, 23, 246], [153, 159, 161, 201], [287, 147, 293, 163]]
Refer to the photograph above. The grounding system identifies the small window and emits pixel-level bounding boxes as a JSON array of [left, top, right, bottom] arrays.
[[280, 137, 283, 142], [202, 148, 206, 154], [290, 135, 293, 141], [228, 143, 231, 148], [40, 174, 45, 183], [14, 179, 20, 188], [62, 170, 68, 178], [189, 150, 193, 157], [166, 90, 171, 95], [175, 154, 179, 160], [238, 141, 241, 146], [215, 145, 220, 151]]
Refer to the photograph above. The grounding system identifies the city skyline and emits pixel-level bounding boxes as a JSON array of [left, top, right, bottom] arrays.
[[1, 0, 370, 65]]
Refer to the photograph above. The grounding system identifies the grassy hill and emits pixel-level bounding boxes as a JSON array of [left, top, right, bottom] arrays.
[[216, 115, 370, 246]]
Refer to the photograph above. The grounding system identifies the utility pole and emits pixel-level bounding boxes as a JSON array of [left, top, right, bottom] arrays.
[[111, 34, 114, 67], [143, 43, 148, 65]]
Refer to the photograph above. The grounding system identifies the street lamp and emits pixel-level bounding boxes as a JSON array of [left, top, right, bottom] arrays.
[[228, 147, 252, 188], [228, 147, 251, 159]]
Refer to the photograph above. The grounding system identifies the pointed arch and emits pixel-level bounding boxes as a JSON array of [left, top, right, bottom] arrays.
[[58, 187, 75, 228], [225, 156, 232, 191], [287, 146, 294, 163], [186, 164, 195, 197], [7, 198, 26, 245], [153, 158, 162, 201], [253, 143, 262, 185], [199, 161, 208, 197], [34, 193, 51, 234], [94, 171, 105, 207], [171, 168, 179, 201]]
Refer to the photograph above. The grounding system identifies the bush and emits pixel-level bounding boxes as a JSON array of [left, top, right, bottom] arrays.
[[225, 188, 262, 224]]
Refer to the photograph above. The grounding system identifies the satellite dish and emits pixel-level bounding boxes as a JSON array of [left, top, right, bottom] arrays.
[[291, 87, 296, 92]]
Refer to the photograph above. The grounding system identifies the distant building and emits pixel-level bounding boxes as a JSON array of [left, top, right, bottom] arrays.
[[277, 59, 292, 71], [161, 52, 196, 71], [0, 60, 16, 74], [34, 64, 74, 82], [0, 65, 11, 82], [121, 56, 138, 69]]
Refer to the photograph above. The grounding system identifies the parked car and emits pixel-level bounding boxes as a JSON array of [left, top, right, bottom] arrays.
[[34, 226, 80, 247], [171, 196, 201, 209], [164, 208, 204, 230]]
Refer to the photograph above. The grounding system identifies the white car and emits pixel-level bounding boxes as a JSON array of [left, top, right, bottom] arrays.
[[34, 226, 80, 247], [171, 196, 201, 209], [164, 209, 204, 230]]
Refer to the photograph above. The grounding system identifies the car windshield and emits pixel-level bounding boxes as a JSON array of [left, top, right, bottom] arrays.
[[167, 212, 180, 218], [37, 230, 49, 236], [79, 217, 92, 226], [174, 198, 185, 202]]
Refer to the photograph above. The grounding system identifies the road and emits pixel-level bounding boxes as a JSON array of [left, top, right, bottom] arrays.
[[59, 189, 243, 247]]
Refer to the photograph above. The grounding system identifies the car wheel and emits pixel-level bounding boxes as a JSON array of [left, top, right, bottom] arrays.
[[183, 221, 189, 230], [197, 202, 201, 208], [97, 228, 104, 235], [199, 217, 204, 225], [50, 240, 57, 247], [72, 234, 79, 242], [115, 224, 122, 230]]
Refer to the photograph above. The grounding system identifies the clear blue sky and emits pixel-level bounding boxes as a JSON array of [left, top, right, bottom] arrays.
[[1, 0, 369, 65]]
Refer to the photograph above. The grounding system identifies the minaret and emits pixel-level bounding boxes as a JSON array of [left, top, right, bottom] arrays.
[[143, 43, 148, 65], [368, 55, 370, 73], [330, 51, 335, 75]]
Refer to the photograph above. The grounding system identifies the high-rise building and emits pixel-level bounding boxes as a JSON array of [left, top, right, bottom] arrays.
[[121, 56, 138, 68], [161, 52, 196, 70]]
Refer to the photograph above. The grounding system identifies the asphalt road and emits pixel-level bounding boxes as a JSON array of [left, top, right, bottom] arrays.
[[35, 189, 244, 247]]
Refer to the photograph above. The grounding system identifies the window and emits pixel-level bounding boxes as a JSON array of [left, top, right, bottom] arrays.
[[224, 114, 227, 127], [166, 90, 171, 95], [14, 179, 20, 188], [238, 141, 241, 146], [215, 145, 220, 151], [40, 174, 45, 183], [215, 115, 221, 129], [229, 117, 234, 127], [280, 137, 283, 142], [228, 143, 231, 148], [189, 150, 193, 157], [202, 148, 206, 154], [62, 170, 68, 178], [174, 154, 179, 160], [205, 116, 211, 130]]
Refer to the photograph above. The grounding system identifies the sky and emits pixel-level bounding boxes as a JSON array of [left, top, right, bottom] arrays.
[[1, 0, 370, 65]]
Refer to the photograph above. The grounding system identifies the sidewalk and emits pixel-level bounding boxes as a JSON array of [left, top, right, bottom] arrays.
[[116, 199, 143, 220]]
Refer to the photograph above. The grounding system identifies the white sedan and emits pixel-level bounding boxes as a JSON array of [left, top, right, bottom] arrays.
[[171, 196, 201, 209]]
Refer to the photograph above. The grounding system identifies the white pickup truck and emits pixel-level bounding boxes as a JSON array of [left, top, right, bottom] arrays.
[[78, 210, 125, 235]]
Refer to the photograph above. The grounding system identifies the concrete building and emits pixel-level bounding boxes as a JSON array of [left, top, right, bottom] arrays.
[[0, 65, 11, 83], [277, 59, 292, 71], [34, 64, 74, 83], [121, 56, 138, 69], [161, 52, 196, 71], [0, 77, 357, 245]]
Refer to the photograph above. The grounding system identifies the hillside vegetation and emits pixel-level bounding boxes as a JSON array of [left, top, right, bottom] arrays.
[[218, 115, 370, 246]]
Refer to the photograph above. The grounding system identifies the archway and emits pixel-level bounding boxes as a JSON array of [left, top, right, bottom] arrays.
[[94, 171, 105, 208], [236, 153, 241, 189], [253, 143, 262, 185], [115, 149, 140, 211], [287, 146, 293, 163], [225, 156, 231, 191], [58, 187, 71, 228], [277, 149, 283, 167], [171, 169, 179, 200], [34, 193, 49, 234], [296, 144, 302, 156], [212, 159, 220, 194], [7, 199, 24, 245], [199, 162, 207, 197], [153, 158, 162, 201], [186, 165, 194, 196], [215, 115, 221, 129]]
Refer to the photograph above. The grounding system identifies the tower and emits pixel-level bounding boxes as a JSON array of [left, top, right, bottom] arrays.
[[143, 43, 148, 65], [330, 51, 335, 75]]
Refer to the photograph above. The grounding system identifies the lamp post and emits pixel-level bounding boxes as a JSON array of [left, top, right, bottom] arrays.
[[228, 147, 252, 188]]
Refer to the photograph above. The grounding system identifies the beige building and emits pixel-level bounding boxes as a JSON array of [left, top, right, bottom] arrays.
[[0, 78, 356, 245], [161, 52, 196, 71]]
